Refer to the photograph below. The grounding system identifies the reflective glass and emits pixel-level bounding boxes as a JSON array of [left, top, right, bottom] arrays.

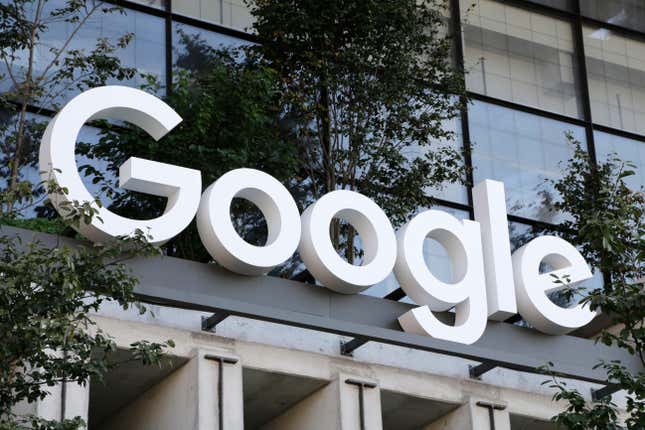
[[581, 0, 645, 34], [584, 26, 645, 135], [0, 1, 166, 106], [130, 0, 165, 9], [173, 0, 253, 32], [594, 131, 645, 191], [525, 0, 574, 11], [469, 101, 586, 223], [172, 22, 252, 72], [460, 0, 583, 118], [405, 116, 469, 205], [0, 112, 109, 218]]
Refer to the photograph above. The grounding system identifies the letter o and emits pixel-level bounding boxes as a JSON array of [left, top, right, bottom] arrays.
[[196, 168, 301, 276], [298, 190, 397, 294]]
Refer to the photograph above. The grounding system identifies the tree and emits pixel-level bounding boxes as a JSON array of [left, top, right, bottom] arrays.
[[0, 0, 140, 217], [0, 181, 174, 429], [541, 135, 644, 429], [247, 0, 467, 262]]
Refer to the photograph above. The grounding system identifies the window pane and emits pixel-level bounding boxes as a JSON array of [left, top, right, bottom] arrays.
[[469, 101, 585, 223], [460, 0, 583, 118], [581, 0, 645, 34], [408, 116, 469, 205], [525, 0, 575, 12], [0, 2, 166, 106], [172, 22, 252, 72], [130, 0, 165, 9], [0, 112, 109, 218], [584, 26, 645, 135], [594, 131, 645, 191], [173, 0, 253, 32]]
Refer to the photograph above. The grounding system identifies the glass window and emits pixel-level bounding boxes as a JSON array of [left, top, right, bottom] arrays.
[[173, 0, 253, 32], [469, 101, 585, 223], [0, 112, 110, 218], [130, 0, 165, 10], [460, 0, 583, 118], [0, 1, 166, 106], [172, 22, 252, 72], [404, 116, 469, 206], [594, 131, 645, 191], [584, 26, 645, 135], [364, 206, 471, 302], [525, 0, 574, 12], [581, 0, 645, 34]]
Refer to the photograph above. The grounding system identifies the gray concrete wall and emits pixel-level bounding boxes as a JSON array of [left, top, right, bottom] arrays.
[[85, 315, 625, 429]]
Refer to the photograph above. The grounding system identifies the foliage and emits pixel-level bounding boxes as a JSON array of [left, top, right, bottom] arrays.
[[542, 134, 645, 429], [0, 0, 140, 217], [246, 0, 467, 261], [0, 226, 174, 430], [0, 1, 175, 428], [0, 176, 174, 429]]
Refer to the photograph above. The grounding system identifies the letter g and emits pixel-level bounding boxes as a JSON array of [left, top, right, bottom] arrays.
[[39, 86, 201, 245]]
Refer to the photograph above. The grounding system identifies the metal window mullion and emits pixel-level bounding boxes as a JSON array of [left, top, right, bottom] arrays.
[[165, 0, 173, 94], [572, 0, 598, 166], [170, 11, 258, 42], [580, 15, 645, 44], [450, 0, 476, 221]]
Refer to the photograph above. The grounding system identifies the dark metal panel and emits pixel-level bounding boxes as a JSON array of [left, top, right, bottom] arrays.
[[2, 226, 642, 385]]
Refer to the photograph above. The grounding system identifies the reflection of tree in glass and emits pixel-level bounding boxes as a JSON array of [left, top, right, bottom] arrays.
[[0, 0, 138, 219]]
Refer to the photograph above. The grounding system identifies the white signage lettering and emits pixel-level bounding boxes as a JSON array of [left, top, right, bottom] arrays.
[[39, 86, 201, 245], [473, 179, 517, 321], [395, 210, 488, 344], [39, 86, 597, 345], [196, 168, 301, 276], [299, 190, 397, 294]]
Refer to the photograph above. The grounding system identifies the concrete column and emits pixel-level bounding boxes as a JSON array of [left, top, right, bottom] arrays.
[[262, 373, 382, 430], [98, 348, 243, 430], [424, 398, 510, 430], [471, 399, 511, 430], [36, 380, 89, 423], [198, 349, 244, 430], [29, 350, 90, 424], [340, 374, 382, 430]]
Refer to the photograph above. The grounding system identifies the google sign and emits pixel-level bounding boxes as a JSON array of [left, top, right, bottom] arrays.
[[39, 86, 596, 346]]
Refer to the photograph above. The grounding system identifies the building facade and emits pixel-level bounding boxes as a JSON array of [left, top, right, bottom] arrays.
[[6, 0, 645, 429]]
